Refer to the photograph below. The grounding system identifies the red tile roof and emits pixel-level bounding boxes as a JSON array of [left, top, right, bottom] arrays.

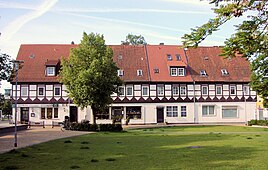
[[186, 46, 251, 82], [146, 45, 192, 82]]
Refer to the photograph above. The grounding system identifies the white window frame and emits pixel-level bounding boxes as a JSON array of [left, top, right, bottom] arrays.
[[176, 54, 181, 61], [200, 70, 207, 76], [216, 86, 222, 95], [230, 86, 236, 95], [46, 67, 55, 76], [181, 106, 187, 117], [170, 68, 177, 76], [221, 69, 228, 75], [222, 106, 238, 118], [180, 86, 186, 96], [178, 68, 185, 76], [202, 105, 215, 116], [166, 106, 178, 117], [243, 85, 249, 95], [172, 86, 179, 95], [142, 86, 149, 96], [117, 70, 124, 76], [54, 86, 61, 96], [21, 87, 28, 97], [202, 86, 208, 95], [38, 87, 45, 96], [167, 54, 172, 61], [137, 69, 143, 76], [41, 107, 59, 119], [157, 86, 164, 96], [126, 86, 133, 96], [118, 86, 125, 96]]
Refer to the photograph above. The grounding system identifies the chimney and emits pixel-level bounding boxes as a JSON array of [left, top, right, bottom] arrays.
[[71, 41, 75, 45], [159, 43, 164, 45]]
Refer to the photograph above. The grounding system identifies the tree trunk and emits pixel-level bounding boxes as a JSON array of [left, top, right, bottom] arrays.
[[91, 106, 97, 124]]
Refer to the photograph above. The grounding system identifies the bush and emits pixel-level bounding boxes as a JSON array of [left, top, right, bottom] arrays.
[[248, 119, 268, 126], [67, 122, 123, 132]]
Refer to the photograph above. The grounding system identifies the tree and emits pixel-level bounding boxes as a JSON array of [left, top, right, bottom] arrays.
[[60, 32, 122, 124], [0, 95, 12, 119], [121, 33, 147, 45], [0, 53, 12, 81], [182, 0, 268, 107]]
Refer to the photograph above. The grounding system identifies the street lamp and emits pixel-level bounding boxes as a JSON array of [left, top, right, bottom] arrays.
[[12, 60, 24, 147]]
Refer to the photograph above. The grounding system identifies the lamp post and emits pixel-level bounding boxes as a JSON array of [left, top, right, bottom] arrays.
[[12, 60, 24, 147]]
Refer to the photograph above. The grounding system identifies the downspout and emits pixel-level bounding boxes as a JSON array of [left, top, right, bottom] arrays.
[[183, 48, 197, 124]]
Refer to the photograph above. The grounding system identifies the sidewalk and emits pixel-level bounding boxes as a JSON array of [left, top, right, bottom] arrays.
[[0, 127, 92, 154]]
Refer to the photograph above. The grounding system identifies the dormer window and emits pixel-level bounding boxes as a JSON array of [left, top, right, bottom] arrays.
[[221, 69, 228, 76], [176, 54, 181, 61], [167, 54, 172, 61], [170, 67, 185, 76], [154, 68, 159, 73], [137, 69, 143, 76], [118, 54, 123, 60], [46, 67, 55, 76], [118, 70, 124, 76], [200, 70, 207, 76]]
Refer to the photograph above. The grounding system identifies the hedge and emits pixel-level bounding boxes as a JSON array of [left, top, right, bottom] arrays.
[[68, 122, 123, 132], [248, 119, 268, 126]]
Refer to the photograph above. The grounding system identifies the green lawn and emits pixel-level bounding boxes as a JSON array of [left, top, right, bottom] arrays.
[[1, 125, 268, 170]]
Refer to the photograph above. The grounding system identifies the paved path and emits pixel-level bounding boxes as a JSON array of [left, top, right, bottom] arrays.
[[0, 127, 92, 154]]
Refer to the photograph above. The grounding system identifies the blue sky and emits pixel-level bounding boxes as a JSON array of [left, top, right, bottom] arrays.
[[0, 0, 244, 92]]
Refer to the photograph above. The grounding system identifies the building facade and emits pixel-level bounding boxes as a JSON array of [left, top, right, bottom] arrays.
[[11, 44, 257, 125]]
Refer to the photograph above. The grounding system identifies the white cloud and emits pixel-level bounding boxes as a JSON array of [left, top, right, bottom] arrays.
[[0, 0, 58, 41], [160, 0, 212, 6], [0, 1, 36, 10]]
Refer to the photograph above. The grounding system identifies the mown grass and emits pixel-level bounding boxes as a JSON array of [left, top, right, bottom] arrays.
[[1, 126, 268, 170]]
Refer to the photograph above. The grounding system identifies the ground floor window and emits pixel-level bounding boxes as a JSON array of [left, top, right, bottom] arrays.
[[202, 106, 215, 116], [181, 106, 187, 117], [222, 106, 238, 118], [112, 107, 123, 122], [126, 107, 141, 119], [41, 108, 59, 119], [95, 108, 109, 119], [166, 106, 178, 117]]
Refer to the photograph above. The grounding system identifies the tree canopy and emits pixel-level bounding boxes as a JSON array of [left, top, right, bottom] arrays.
[[121, 33, 147, 45], [0, 95, 12, 117], [182, 0, 268, 107], [0, 53, 12, 81], [60, 32, 122, 123]]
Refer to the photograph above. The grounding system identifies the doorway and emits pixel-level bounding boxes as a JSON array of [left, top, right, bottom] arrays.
[[70, 106, 78, 122], [20, 107, 29, 123], [156, 107, 164, 123]]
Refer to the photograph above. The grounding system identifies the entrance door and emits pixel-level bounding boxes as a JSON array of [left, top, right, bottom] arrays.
[[20, 107, 29, 123], [156, 107, 164, 123], [70, 106, 78, 122]]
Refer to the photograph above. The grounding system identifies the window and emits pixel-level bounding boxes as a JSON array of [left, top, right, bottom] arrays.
[[167, 54, 172, 61], [166, 106, 178, 117], [41, 108, 59, 119], [222, 106, 238, 118], [142, 86, 148, 96], [202, 86, 208, 95], [181, 106, 187, 117], [230, 86, 236, 95], [202, 106, 215, 116], [21, 87, 28, 96], [176, 54, 181, 61], [95, 107, 109, 119], [172, 86, 179, 95], [46, 67, 55, 76], [157, 86, 164, 96], [154, 68, 159, 73], [118, 54, 123, 60], [221, 69, 228, 76], [126, 107, 141, 119], [180, 86, 186, 95], [117, 70, 124, 76], [243, 86, 249, 95], [118, 86, 124, 96], [200, 70, 207, 76], [216, 86, 222, 95], [47, 108, 53, 119], [137, 69, 143, 76], [38, 87, 44, 96], [126, 86, 133, 96], [178, 68, 185, 76], [41, 108, 45, 119], [54, 108, 58, 118], [170, 68, 177, 76], [54, 87, 61, 96]]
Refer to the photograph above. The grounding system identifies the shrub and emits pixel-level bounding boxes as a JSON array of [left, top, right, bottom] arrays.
[[67, 122, 123, 132], [248, 119, 268, 126]]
